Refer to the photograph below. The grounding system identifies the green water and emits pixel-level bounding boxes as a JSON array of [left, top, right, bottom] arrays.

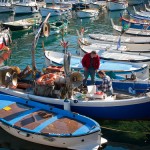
[[0, 4, 150, 150]]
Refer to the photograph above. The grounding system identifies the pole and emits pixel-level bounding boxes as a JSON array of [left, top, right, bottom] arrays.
[[31, 13, 51, 80]]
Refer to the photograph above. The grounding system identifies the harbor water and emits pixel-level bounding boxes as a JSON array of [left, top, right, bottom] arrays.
[[0, 3, 150, 150]]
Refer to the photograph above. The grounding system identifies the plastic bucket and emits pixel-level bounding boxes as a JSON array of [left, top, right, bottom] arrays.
[[87, 85, 96, 94]]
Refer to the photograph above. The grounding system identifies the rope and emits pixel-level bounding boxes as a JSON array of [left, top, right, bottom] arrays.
[[101, 126, 150, 134]]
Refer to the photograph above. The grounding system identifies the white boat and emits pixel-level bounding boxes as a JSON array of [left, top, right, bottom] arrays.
[[89, 32, 150, 44], [45, 51, 149, 80], [145, 4, 150, 12], [79, 44, 150, 65], [111, 19, 150, 36], [40, 5, 71, 17], [106, 0, 128, 11], [76, 8, 99, 18], [14, 0, 39, 15], [79, 37, 150, 53], [79, 38, 128, 51], [90, 1, 106, 9], [133, 6, 150, 18], [128, 0, 143, 5], [0, 0, 13, 12], [2, 17, 41, 31], [0, 94, 107, 150]]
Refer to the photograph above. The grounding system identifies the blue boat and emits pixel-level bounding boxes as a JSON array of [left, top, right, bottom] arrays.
[[120, 14, 150, 30], [127, 10, 150, 21], [0, 65, 150, 120], [0, 82, 150, 120], [0, 94, 107, 149]]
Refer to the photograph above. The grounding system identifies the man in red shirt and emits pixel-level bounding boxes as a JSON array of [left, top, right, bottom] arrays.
[[82, 51, 100, 86]]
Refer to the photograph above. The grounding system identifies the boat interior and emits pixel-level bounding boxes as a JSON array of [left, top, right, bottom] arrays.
[[0, 100, 85, 134], [0, 65, 143, 102]]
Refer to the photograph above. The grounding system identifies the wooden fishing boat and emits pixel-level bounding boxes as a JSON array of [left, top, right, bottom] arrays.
[[128, 0, 143, 5], [0, 0, 13, 13], [145, 4, 150, 12], [120, 15, 150, 30], [45, 51, 149, 81], [14, 0, 39, 15], [0, 94, 107, 149], [0, 67, 150, 120], [111, 19, 150, 36], [2, 17, 41, 31], [89, 32, 150, 43], [106, 0, 128, 11], [76, 8, 99, 18], [79, 44, 150, 65], [133, 6, 150, 19], [79, 37, 150, 52]]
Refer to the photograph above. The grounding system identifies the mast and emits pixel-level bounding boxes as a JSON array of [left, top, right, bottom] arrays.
[[31, 13, 51, 80]]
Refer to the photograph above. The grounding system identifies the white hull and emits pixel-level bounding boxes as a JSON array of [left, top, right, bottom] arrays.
[[76, 9, 99, 18], [14, 4, 38, 14], [0, 122, 107, 150], [40, 7, 62, 17], [80, 37, 150, 53], [89, 33, 150, 44], [145, 4, 150, 12], [107, 1, 128, 11], [80, 44, 150, 65], [133, 6, 150, 18]]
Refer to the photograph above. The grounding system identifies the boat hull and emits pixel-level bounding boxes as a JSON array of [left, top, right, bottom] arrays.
[[107, 1, 128, 11], [39, 7, 62, 17], [111, 19, 150, 36], [88, 33, 150, 44], [121, 17, 150, 30], [0, 94, 107, 149], [76, 9, 99, 18], [0, 88, 150, 120], [2, 24, 31, 31], [0, 6, 13, 13], [0, 122, 102, 149], [14, 5, 38, 14]]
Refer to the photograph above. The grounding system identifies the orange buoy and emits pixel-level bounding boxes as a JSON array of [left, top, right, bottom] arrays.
[[36, 73, 56, 85]]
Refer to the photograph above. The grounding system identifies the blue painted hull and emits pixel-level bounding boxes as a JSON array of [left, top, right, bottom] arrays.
[[71, 102, 150, 120], [0, 89, 150, 120], [90, 80, 150, 94], [38, 99, 150, 120], [121, 19, 150, 30]]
